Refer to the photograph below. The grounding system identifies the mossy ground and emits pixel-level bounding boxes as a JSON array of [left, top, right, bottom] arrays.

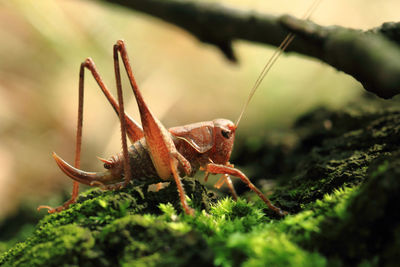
[[1, 97, 400, 266]]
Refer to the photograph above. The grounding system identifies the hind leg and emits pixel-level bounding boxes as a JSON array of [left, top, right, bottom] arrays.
[[38, 56, 143, 213], [114, 40, 194, 215]]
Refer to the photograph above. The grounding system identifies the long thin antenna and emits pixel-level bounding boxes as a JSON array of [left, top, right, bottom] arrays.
[[235, 0, 323, 127]]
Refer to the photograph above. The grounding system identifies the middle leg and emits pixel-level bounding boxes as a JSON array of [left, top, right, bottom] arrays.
[[214, 174, 238, 201]]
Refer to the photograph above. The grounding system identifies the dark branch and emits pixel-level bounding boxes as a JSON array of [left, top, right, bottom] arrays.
[[101, 0, 400, 99], [281, 16, 400, 99]]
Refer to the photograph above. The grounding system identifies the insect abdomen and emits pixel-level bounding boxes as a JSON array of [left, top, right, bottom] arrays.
[[127, 136, 202, 181], [128, 138, 159, 180]]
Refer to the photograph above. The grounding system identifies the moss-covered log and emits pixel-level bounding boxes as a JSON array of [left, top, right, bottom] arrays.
[[1, 97, 400, 266]]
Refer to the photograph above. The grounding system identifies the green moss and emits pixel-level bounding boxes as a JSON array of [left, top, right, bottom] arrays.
[[0, 179, 395, 266], [99, 215, 212, 266], [2, 100, 400, 266], [235, 104, 400, 213], [0, 203, 42, 255], [16, 225, 97, 266], [224, 231, 325, 267], [309, 155, 400, 264], [0, 178, 216, 266]]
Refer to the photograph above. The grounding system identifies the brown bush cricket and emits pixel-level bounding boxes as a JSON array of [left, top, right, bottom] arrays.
[[38, 0, 322, 216]]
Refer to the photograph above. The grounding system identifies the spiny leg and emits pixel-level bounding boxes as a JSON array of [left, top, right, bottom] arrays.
[[205, 161, 238, 201], [113, 44, 133, 186], [38, 61, 87, 213], [38, 55, 142, 213], [169, 155, 194, 215], [79, 58, 143, 143], [206, 163, 287, 217], [114, 40, 184, 180]]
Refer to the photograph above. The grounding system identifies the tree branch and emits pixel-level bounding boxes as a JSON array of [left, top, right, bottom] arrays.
[[101, 0, 400, 99]]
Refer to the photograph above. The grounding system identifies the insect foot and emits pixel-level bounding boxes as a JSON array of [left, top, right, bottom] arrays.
[[205, 163, 288, 217]]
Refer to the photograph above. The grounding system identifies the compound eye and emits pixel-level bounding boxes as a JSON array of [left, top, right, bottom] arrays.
[[221, 129, 230, 139]]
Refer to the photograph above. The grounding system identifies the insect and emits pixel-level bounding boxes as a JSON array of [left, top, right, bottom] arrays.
[[38, 0, 322, 216]]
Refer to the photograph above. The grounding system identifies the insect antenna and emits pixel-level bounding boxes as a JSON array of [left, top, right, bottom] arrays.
[[235, 0, 323, 127]]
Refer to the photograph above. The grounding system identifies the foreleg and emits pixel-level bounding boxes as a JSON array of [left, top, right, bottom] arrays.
[[214, 174, 238, 201], [79, 58, 144, 143]]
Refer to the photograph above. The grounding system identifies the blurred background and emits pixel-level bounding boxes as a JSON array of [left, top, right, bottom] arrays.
[[0, 0, 399, 219]]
